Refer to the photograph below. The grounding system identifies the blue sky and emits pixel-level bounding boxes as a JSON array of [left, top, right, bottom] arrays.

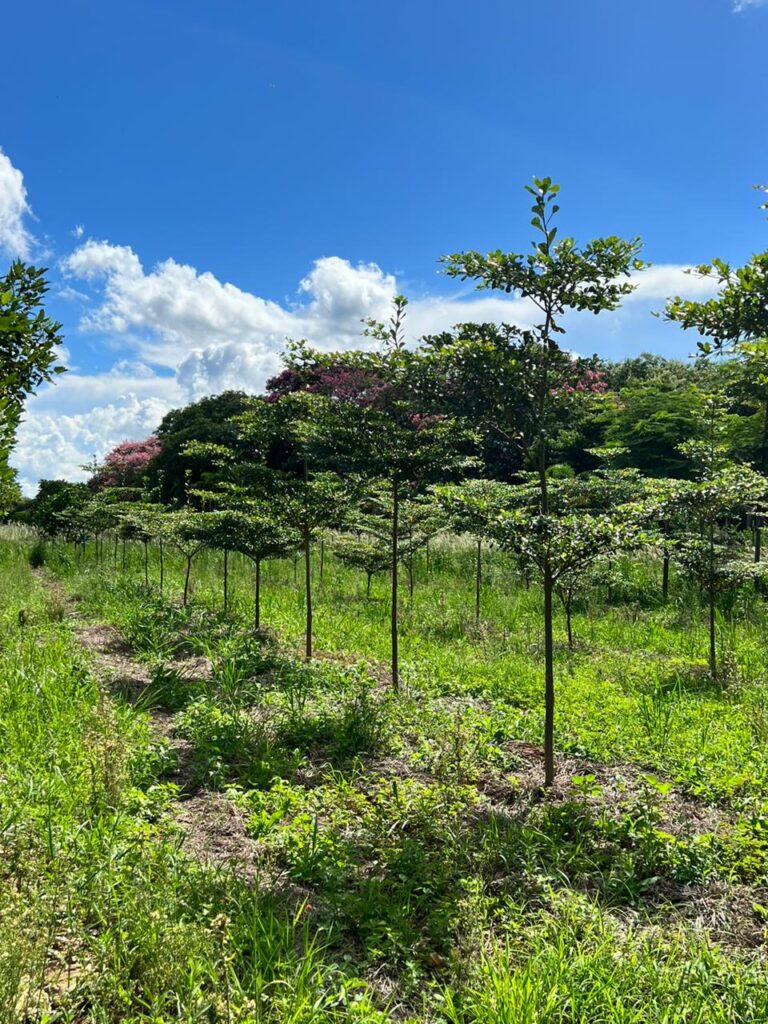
[[1, 0, 767, 491]]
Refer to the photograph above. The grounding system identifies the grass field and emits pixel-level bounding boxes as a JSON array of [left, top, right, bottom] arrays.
[[5, 531, 768, 1021]]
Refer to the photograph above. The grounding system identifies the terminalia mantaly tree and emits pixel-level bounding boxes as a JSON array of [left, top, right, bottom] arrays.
[[440, 177, 645, 787]]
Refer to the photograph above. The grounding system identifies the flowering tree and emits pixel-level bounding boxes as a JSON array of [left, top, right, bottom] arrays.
[[88, 436, 162, 492]]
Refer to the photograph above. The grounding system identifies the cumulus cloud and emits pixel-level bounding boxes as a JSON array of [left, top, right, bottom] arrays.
[[733, 0, 768, 11], [0, 148, 35, 259], [11, 365, 184, 494]]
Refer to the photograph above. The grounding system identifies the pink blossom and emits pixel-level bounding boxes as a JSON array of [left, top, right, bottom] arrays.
[[89, 435, 162, 491]]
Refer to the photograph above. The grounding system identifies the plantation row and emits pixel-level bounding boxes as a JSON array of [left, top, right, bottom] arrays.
[[14, 177, 768, 788]]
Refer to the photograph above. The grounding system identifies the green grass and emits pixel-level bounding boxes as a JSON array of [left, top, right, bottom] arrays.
[[8, 532, 768, 1020]]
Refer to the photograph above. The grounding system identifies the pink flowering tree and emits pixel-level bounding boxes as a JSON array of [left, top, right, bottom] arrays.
[[88, 435, 162, 494]]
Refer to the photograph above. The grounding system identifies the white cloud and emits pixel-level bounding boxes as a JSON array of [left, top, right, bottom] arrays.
[[0, 148, 35, 259], [11, 365, 183, 494], [624, 265, 718, 302], [733, 0, 768, 11]]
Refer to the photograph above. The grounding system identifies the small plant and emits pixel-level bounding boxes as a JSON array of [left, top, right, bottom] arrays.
[[28, 539, 46, 568]]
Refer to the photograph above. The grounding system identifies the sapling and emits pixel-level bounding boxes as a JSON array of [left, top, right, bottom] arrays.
[[665, 443, 767, 678], [440, 177, 644, 785]]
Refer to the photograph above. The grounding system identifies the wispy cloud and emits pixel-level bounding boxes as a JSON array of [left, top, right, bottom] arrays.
[[733, 0, 768, 12]]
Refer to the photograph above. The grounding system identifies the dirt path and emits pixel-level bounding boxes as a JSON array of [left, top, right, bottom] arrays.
[[40, 573, 265, 881]]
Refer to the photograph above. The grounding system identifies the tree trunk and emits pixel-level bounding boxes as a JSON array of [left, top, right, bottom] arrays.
[[223, 548, 229, 613], [708, 521, 716, 677], [183, 554, 192, 607], [538, 416, 555, 788], [566, 600, 573, 651], [475, 537, 482, 625], [754, 515, 762, 593], [254, 557, 261, 629], [543, 559, 555, 787], [708, 586, 717, 678], [391, 477, 399, 692], [304, 528, 312, 660], [661, 520, 670, 601]]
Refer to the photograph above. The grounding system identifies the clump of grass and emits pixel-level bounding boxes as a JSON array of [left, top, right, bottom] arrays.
[[28, 539, 46, 569]]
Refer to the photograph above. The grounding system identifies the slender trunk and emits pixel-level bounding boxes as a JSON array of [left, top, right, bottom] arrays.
[[708, 586, 717, 677], [755, 517, 762, 593], [538, 403, 555, 787], [303, 457, 312, 660], [566, 600, 573, 651], [391, 477, 399, 692], [475, 537, 482, 625], [708, 521, 716, 677], [543, 560, 555, 787], [223, 548, 229, 613], [254, 557, 261, 629], [661, 521, 670, 601], [183, 554, 192, 606], [304, 528, 312, 660], [292, 553, 298, 584], [408, 527, 414, 603], [755, 518, 762, 564], [159, 538, 164, 594]]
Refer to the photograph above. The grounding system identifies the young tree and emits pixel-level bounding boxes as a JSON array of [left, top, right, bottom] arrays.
[[162, 509, 211, 606], [440, 177, 644, 786], [337, 483, 446, 601], [661, 402, 767, 677], [438, 478, 514, 625], [236, 392, 352, 659], [308, 344, 476, 690]]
